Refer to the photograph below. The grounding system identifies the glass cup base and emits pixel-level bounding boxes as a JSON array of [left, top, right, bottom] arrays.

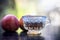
[[27, 30, 41, 36]]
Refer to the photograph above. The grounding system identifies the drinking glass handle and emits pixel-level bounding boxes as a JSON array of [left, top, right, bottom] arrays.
[[45, 18, 51, 27]]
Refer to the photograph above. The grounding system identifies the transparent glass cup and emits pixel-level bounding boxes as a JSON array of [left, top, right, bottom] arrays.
[[22, 16, 50, 35]]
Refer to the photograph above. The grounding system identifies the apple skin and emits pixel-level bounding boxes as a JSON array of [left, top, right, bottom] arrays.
[[19, 17, 27, 31], [1, 14, 19, 32], [19, 15, 32, 31]]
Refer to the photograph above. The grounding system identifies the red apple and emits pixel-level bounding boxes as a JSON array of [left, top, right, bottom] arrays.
[[19, 15, 31, 31], [1, 14, 19, 32], [19, 17, 26, 31]]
